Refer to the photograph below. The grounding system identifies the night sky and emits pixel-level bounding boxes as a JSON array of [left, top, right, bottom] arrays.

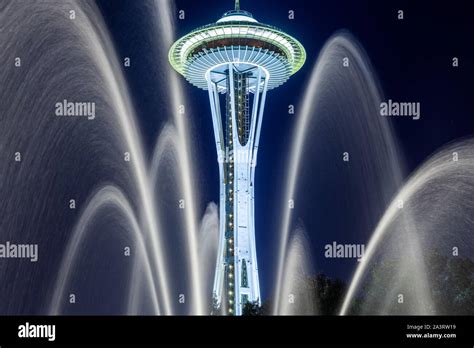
[[96, 0, 474, 300]]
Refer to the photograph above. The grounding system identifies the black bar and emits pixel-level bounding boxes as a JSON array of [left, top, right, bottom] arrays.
[[0, 316, 473, 346]]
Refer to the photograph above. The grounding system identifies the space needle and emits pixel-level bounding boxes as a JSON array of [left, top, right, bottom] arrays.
[[169, 0, 305, 315]]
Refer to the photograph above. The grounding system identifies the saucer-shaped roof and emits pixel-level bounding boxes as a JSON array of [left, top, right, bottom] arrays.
[[169, 4, 306, 91]]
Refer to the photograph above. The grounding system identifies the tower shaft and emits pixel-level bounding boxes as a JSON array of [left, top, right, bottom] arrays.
[[208, 63, 268, 315]]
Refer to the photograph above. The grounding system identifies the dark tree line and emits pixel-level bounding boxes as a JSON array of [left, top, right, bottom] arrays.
[[241, 273, 346, 316], [214, 252, 474, 315]]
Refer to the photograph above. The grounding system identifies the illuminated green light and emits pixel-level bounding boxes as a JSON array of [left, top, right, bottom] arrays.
[[169, 22, 306, 89]]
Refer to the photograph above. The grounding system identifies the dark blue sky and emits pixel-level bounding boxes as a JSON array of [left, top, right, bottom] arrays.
[[97, 0, 474, 300]]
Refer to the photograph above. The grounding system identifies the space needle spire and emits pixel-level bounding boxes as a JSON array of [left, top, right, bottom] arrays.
[[169, 0, 305, 315]]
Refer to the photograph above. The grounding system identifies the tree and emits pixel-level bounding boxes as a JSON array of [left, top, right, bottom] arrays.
[[315, 273, 346, 315], [210, 293, 220, 315], [242, 300, 266, 316]]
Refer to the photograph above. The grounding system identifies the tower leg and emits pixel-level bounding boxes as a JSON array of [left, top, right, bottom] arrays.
[[207, 64, 268, 315]]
